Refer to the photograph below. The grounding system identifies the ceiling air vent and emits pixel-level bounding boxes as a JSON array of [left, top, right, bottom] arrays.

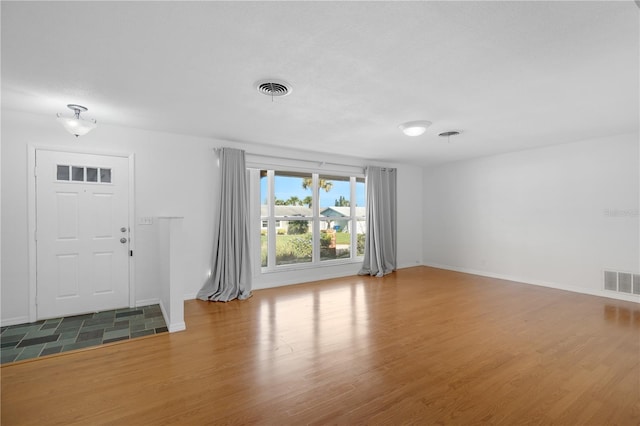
[[256, 79, 292, 97]]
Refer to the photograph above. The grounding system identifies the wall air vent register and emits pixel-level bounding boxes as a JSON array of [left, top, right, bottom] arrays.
[[604, 270, 640, 295]]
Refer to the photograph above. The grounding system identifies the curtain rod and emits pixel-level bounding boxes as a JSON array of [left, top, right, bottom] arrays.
[[214, 148, 365, 171]]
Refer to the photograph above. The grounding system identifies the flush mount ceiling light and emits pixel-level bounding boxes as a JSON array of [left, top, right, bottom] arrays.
[[399, 120, 432, 136], [255, 79, 292, 100], [57, 104, 97, 137]]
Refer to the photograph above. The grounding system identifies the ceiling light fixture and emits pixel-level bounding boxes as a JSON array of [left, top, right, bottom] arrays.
[[439, 130, 461, 143], [399, 120, 432, 136], [57, 104, 97, 137]]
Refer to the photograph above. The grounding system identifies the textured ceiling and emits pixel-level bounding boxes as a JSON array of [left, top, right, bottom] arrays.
[[1, 1, 638, 166]]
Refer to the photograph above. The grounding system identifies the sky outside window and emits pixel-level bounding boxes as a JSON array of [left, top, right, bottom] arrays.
[[261, 174, 365, 206]]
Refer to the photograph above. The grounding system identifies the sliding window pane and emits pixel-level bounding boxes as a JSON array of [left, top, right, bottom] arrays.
[[260, 170, 269, 267], [355, 177, 365, 209], [318, 175, 350, 218], [356, 219, 366, 256], [276, 222, 312, 265], [260, 225, 268, 268], [274, 171, 312, 214], [320, 220, 351, 261], [355, 178, 366, 255], [260, 170, 269, 216], [273, 171, 313, 266]]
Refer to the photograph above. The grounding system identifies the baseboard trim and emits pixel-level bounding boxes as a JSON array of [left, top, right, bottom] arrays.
[[0, 316, 31, 327], [422, 263, 640, 304], [158, 300, 186, 333], [168, 322, 186, 332], [158, 300, 170, 331], [135, 298, 160, 307]]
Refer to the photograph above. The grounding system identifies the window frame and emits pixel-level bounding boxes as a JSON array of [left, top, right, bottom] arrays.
[[259, 169, 366, 272], [56, 164, 113, 184]]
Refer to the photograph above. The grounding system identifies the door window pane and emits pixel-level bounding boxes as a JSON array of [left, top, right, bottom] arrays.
[[56, 164, 113, 184], [72, 166, 84, 182], [57, 165, 70, 181], [100, 168, 111, 183], [86, 167, 98, 182]]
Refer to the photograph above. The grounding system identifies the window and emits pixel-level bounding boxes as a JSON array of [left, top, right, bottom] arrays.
[[261, 220, 280, 229], [56, 165, 112, 184], [260, 169, 365, 269]]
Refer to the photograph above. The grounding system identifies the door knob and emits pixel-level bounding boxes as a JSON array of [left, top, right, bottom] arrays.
[[120, 227, 127, 232], [120, 237, 127, 244]]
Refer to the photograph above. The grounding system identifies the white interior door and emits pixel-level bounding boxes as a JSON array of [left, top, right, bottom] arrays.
[[36, 150, 130, 319]]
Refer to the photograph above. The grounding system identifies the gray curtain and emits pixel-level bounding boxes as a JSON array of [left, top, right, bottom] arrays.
[[197, 148, 252, 302], [359, 166, 397, 277]]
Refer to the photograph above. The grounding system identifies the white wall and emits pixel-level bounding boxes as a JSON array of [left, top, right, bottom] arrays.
[[1, 109, 424, 324], [423, 133, 639, 301], [397, 164, 423, 268], [157, 217, 186, 332], [1, 110, 220, 324]]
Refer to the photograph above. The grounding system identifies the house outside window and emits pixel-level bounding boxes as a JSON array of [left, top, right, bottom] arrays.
[[261, 220, 281, 229], [260, 170, 365, 269]]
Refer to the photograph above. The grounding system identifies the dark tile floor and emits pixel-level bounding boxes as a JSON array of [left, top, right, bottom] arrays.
[[0, 305, 167, 364]]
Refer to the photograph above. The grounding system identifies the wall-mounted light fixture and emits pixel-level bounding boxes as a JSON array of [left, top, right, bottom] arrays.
[[57, 104, 97, 137], [399, 120, 432, 136]]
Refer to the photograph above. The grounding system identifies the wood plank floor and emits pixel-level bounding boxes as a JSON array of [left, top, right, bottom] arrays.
[[2, 266, 639, 425]]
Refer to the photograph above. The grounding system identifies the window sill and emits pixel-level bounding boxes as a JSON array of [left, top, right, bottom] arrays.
[[260, 257, 363, 275]]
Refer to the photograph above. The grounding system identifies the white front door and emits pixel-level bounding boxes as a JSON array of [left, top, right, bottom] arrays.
[[36, 150, 130, 319]]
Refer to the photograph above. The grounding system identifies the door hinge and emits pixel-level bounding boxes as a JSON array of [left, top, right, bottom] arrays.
[[130, 250, 133, 257], [34, 166, 37, 177], [34, 230, 37, 241]]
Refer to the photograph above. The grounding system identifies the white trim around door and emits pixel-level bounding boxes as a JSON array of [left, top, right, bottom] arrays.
[[27, 145, 136, 322]]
